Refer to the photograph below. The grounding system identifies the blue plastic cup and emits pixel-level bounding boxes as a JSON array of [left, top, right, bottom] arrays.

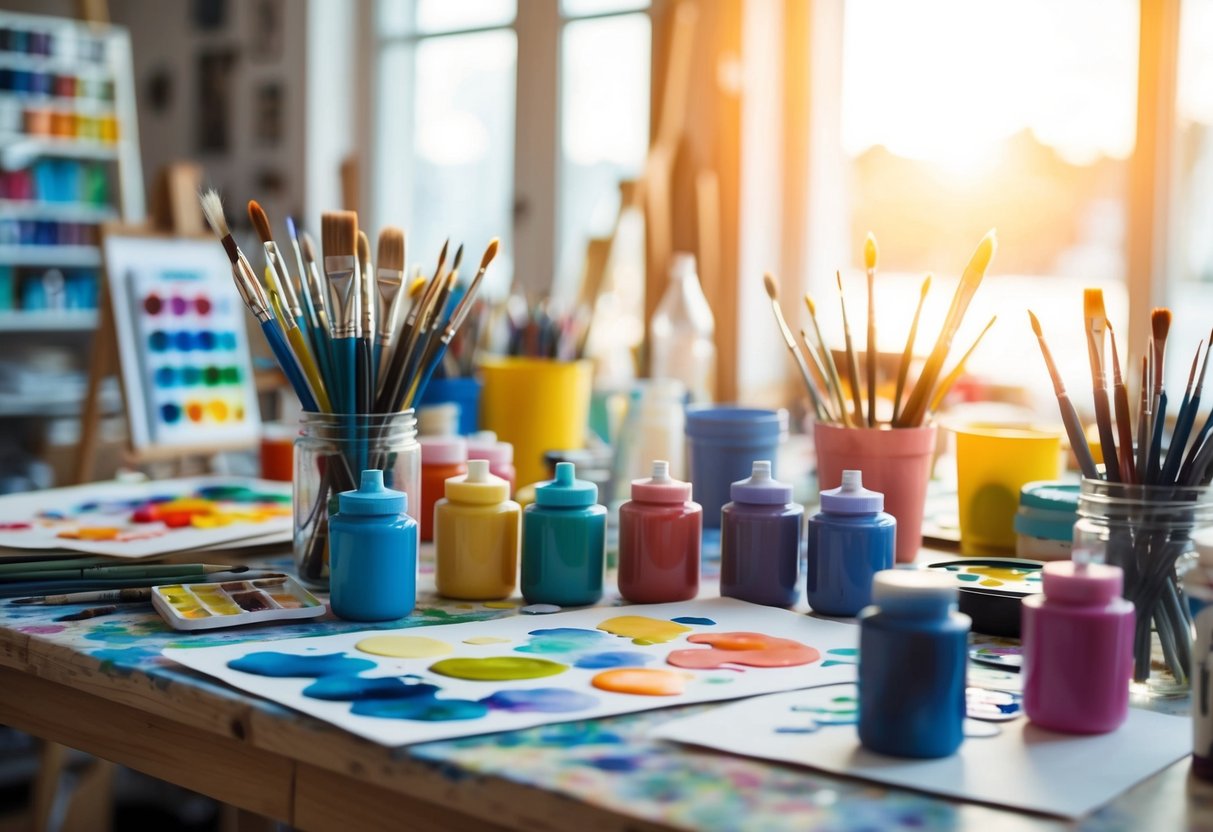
[[418, 376, 482, 435], [685, 407, 787, 529]]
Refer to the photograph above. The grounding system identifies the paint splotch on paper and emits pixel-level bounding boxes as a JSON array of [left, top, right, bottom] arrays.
[[228, 651, 376, 678], [352, 696, 489, 721], [515, 627, 607, 655], [667, 633, 820, 670], [429, 656, 569, 681], [573, 651, 653, 670], [592, 668, 692, 696], [597, 616, 691, 645], [303, 676, 437, 701], [481, 688, 599, 713], [354, 635, 453, 658], [671, 617, 716, 626]]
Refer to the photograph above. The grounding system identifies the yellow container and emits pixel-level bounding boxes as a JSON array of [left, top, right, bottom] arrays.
[[480, 357, 592, 488], [954, 424, 1062, 556], [434, 460, 521, 600]]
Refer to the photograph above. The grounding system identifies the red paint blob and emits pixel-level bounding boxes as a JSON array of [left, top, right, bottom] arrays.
[[666, 632, 821, 670], [130, 507, 157, 523], [143, 294, 163, 315], [195, 295, 212, 315], [162, 512, 192, 528]]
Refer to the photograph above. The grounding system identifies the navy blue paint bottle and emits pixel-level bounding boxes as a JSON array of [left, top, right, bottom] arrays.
[[806, 469, 895, 616], [858, 570, 970, 758], [720, 460, 803, 607]]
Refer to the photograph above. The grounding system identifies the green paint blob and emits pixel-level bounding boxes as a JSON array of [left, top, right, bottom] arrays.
[[429, 656, 568, 681], [957, 574, 981, 582]]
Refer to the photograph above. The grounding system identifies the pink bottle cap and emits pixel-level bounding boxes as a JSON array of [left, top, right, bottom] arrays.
[[631, 460, 692, 504], [420, 435, 467, 466], [467, 430, 514, 465], [1042, 560, 1123, 605]]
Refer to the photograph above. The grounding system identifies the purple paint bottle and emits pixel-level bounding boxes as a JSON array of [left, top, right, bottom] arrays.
[[720, 460, 803, 606]]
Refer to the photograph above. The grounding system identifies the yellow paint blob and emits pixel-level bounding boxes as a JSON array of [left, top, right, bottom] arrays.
[[463, 636, 511, 645], [483, 601, 518, 609], [598, 615, 692, 645], [355, 635, 454, 659], [159, 585, 187, 598], [592, 668, 692, 696]]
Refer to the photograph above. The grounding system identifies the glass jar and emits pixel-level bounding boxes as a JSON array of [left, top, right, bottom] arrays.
[[1072, 478, 1213, 697], [294, 411, 420, 589]]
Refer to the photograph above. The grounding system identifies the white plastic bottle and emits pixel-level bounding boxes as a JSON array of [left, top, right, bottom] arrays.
[[649, 253, 716, 404]]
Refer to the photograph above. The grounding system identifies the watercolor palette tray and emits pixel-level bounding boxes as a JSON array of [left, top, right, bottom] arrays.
[[928, 559, 1044, 637], [152, 575, 324, 631], [164, 598, 861, 747]]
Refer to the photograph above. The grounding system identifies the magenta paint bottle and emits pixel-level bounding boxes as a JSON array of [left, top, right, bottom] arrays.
[[720, 460, 802, 607], [1021, 560, 1134, 734], [617, 460, 702, 603]]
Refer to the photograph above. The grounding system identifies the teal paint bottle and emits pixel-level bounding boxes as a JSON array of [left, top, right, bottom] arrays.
[[329, 469, 418, 621], [521, 462, 607, 606]]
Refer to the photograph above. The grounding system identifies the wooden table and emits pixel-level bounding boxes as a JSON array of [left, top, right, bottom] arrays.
[[0, 554, 1209, 832]]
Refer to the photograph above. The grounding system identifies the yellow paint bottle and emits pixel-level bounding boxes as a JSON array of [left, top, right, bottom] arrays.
[[435, 459, 521, 600]]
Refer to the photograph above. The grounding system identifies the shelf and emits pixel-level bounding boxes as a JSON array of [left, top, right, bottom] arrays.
[[0, 245, 100, 267], [0, 136, 118, 168], [0, 385, 119, 417], [0, 92, 115, 114], [0, 200, 115, 222], [0, 309, 97, 331], [0, 51, 111, 78]]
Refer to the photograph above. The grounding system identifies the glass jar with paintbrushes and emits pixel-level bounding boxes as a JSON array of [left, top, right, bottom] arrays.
[[764, 230, 999, 563]]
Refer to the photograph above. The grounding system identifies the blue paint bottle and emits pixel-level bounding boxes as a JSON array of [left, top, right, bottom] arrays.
[[328, 469, 418, 621], [806, 469, 895, 616], [521, 462, 607, 606], [720, 460, 803, 607], [859, 570, 970, 758]]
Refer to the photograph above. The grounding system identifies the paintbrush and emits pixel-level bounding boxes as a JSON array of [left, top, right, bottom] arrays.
[[765, 273, 831, 422], [377, 240, 448, 413], [864, 232, 878, 426], [374, 227, 406, 396], [1137, 352, 1152, 484], [804, 293, 850, 426], [1105, 321, 1137, 483], [357, 230, 376, 418], [199, 190, 318, 412], [250, 201, 331, 412], [1084, 289, 1120, 482], [1147, 309, 1172, 484], [287, 217, 334, 387], [927, 315, 996, 416], [898, 230, 996, 427], [13, 587, 153, 605], [405, 249, 461, 385], [0, 563, 248, 583], [1163, 338, 1208, 484], [799, 328, 840, 420], [403, 239, 499, 409], [836, 271, 866, 426], [1181, 334, 1213, 484], [892, 274, 930, 425], [1028, 310, 1099, 480], [0, 555, 110, 575], [322, 211, 360, 416]]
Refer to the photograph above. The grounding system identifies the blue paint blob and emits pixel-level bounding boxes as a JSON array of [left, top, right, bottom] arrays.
[[775, 726, 818, 734], [352, 697, 489, 721], [481, 687, 599, 713], [227, 651, 376, 678], [161, 403, 181, 424], [671, 616, 716, 626], [302, 676, 439, 701], [148, 330, 169, 351], [219, 331, 238, 350], [516, 627, 608, 654], [154, 367, 176, 387], [572, 651, 653, 670], [197, 330, 216, 350], [578, 756, 642, 773], [174, 331, 194, 352]]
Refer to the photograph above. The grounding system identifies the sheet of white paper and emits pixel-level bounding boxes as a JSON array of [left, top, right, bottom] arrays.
[[0, 477, 291, 559], [651, 683, 1190, 819], [164, 598, 860, 746]]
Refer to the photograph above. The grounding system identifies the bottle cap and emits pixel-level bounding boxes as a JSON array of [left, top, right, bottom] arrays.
[[730, 460, 792, 505], [338, 469, 406, 516], [445, 459, 509, 505], [420, 435, 467, 466], [416, 403, 460, 437], [535, 462, 598, 508], [820, 470, 883, 513], [1041, 560, 1123, 605], [631, 460, 692, 504], [871, 570, 957, 618], [467, 430, 514, 465]]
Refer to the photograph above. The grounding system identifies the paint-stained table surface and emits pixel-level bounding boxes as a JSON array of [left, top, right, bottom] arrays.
[[0, 551, 1209, 832]]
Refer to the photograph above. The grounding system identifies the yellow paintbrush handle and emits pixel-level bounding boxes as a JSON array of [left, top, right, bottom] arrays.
[[287, 325, 332, 412]]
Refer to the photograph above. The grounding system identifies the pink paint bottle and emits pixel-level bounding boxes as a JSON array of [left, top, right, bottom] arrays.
[[617, 459, 702, 603], [467, 431, 516, 495], [1021, 560, 1134, 733]]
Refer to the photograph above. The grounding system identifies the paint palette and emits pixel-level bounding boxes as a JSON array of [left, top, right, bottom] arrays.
[[152, 575, 324, 631], [927, 559, 1044, 637]]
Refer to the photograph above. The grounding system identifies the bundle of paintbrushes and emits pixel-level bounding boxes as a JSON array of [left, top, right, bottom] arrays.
[[1030, 296, 1213, 687], [764, 229, 998, 428], [476, 289, 591, 360]]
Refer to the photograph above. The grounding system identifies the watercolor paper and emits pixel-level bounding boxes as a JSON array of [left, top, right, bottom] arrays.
[[164, 598, 860, 746], [0, 477, 291, 559], [652, 683, 1189, 819]]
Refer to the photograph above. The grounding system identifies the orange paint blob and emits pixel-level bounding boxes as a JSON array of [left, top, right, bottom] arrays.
[[591, 668, 691, 696], [666, 632, 821, 670], [187, 402, 204, 422], [60, 527, 121, 541]]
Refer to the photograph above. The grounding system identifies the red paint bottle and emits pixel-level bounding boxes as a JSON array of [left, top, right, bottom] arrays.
[[618, 460, 702, 603], [419, 436, 467, 542]]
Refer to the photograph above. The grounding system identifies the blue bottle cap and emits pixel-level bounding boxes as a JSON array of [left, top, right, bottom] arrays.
[[339, 469, 407, 516], [730, 460, 792, 504], [820, 470, 883, 513], [535, 462, 598, 508], [1018, 481, 1080, 512], [871, 569, 957, 618]]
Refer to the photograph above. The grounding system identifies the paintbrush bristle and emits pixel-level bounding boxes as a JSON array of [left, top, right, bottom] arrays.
[[863, 232, 878, 271], [247, 200, 273, 244], [969, 229, 997, 275], [920, 274, 932, 297], [408, 276, 427, 298], [300, 231, 317, 263], [804, 294, 816, 317], [480, 237, 500, 271], [835, 270, 844, 292], [1028, 309, 1043, 337], [321, 211, 358, 260], [763, 272, 779, 301], [451, 243, 464, 273], [1083, 288, 1106, 322], [285, 215, 298, 241], [1152, 308, 1172, 344], [377, 227, 405, 273], [357, 230, 371, 266], [199, 189, 229, 239]]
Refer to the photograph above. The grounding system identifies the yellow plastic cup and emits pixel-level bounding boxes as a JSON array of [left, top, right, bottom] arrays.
[[479, 357, 593, 488], [954, 424, 1062, 556]]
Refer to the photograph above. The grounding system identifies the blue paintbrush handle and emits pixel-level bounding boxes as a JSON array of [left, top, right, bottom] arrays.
[[372, 342, 382, 401], [333, 336, 356, 415], [262, 319, 319, 412]]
